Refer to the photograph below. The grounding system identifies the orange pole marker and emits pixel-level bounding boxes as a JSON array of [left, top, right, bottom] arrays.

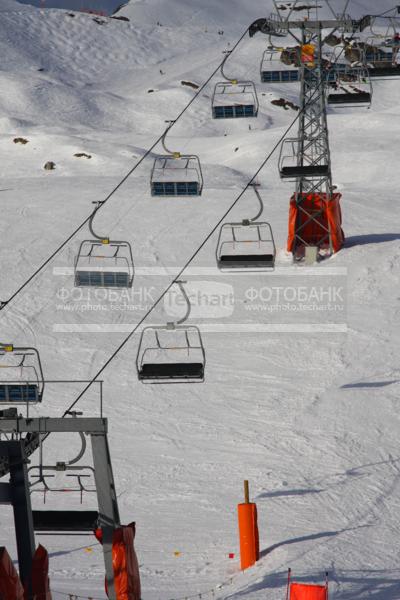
[[237, 480, 259, 570]]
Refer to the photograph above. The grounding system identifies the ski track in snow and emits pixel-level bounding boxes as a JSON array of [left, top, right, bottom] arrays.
[[0, 1, 400, 599]]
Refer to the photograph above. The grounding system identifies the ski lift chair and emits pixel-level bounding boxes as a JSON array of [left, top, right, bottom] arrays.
[[212, 50, 259, 119], [216, 183, 276, 271], [0, 343, 44, 403], [151, 121, 204, 197], [260, 48, 300, 83], [136, 281, 205, 383], [363, 23, 400, 78], [30, 430, 99, 532], [278, 138, 330, 180], [327, 66, 372, 107], [150, 155, 203, 196], [364, 38, 400, 78], [212, 81, 259, 119], [74, 202, 134, 288]]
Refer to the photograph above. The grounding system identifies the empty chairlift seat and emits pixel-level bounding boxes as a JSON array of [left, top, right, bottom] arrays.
[[136, 325, 205, 383], [33, 510, 99, 534], [278, 138, 329, 180], [151, 155, 203, 197], [0, 345, 44, 404], [260, 48, 300, 83], [74, 240, 134, 288], [212, 81, 259, 118], [216, 222, 276, 270]]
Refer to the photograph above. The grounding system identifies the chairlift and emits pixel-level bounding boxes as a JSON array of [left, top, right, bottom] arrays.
[[151, 122, 203, 196], [136, 281, 205, 383], [327, 66, 372, 107], [278, 138, 330, 180], [0, 343, 44, 403], [216, 183, 276, 271], [212, 50, 259, 118], [74, 202, 134, 288], [363, 30, 400, 78], [260, 47, 300, 83]]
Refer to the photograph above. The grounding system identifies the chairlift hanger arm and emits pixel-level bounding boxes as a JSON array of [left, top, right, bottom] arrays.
[[248, 182, 264, 222], [89, 202, 109, 243], [174, 280, 191, 325], [161, 120, 180, 156], [220, 50, 238, 83], [68, 431, 87, 466]]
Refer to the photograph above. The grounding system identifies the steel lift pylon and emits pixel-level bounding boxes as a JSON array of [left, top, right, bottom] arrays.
[[250, 0, 371, 259]]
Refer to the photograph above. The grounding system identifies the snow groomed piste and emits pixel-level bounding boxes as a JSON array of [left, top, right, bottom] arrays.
[[1, 0, 400, 598]]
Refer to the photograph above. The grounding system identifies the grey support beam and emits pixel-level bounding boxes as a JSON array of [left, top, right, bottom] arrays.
[[0, 441, 36, 592], [0, 417, 107, 434], [91, 433, 120, 600]]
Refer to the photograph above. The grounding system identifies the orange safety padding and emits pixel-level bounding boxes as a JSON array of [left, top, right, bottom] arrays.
[[25, 544, 52, 600], [0, 547, 24, 600], [237, 503, 259, 570], [301, 43, 315, 63], [287, 193, 344, 253], [290, 583, 327, 600], [95, 523, 141, 600]]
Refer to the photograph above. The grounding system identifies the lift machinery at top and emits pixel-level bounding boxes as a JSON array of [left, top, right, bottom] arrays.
[[0, 342, 44, 403], [136, 280, 205, 383], [74, 201, 134, 288], [212, 50, 259, 119], [150, 121, 203, 197], [216, 182, 275, 271]]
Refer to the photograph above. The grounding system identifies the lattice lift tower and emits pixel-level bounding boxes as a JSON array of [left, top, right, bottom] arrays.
[[251, 1, 371, 260]]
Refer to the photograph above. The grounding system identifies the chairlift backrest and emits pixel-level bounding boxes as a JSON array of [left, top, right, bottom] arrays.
[[260, 47, 300, 83], [212, 80, 259, 118], [150, 155, 204, 196], [74, 240, 134, 288]]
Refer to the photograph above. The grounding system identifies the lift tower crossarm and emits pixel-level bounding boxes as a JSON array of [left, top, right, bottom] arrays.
[[249, 16, 371, 37], [0, 416, 108, 434]]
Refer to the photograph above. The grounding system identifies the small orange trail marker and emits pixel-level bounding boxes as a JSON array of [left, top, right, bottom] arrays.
[[237, 480, 259, 570], [174, 551, 181, 557]]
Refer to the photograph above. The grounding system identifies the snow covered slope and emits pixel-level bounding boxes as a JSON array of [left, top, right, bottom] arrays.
[[0, 1, 400, 599]]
